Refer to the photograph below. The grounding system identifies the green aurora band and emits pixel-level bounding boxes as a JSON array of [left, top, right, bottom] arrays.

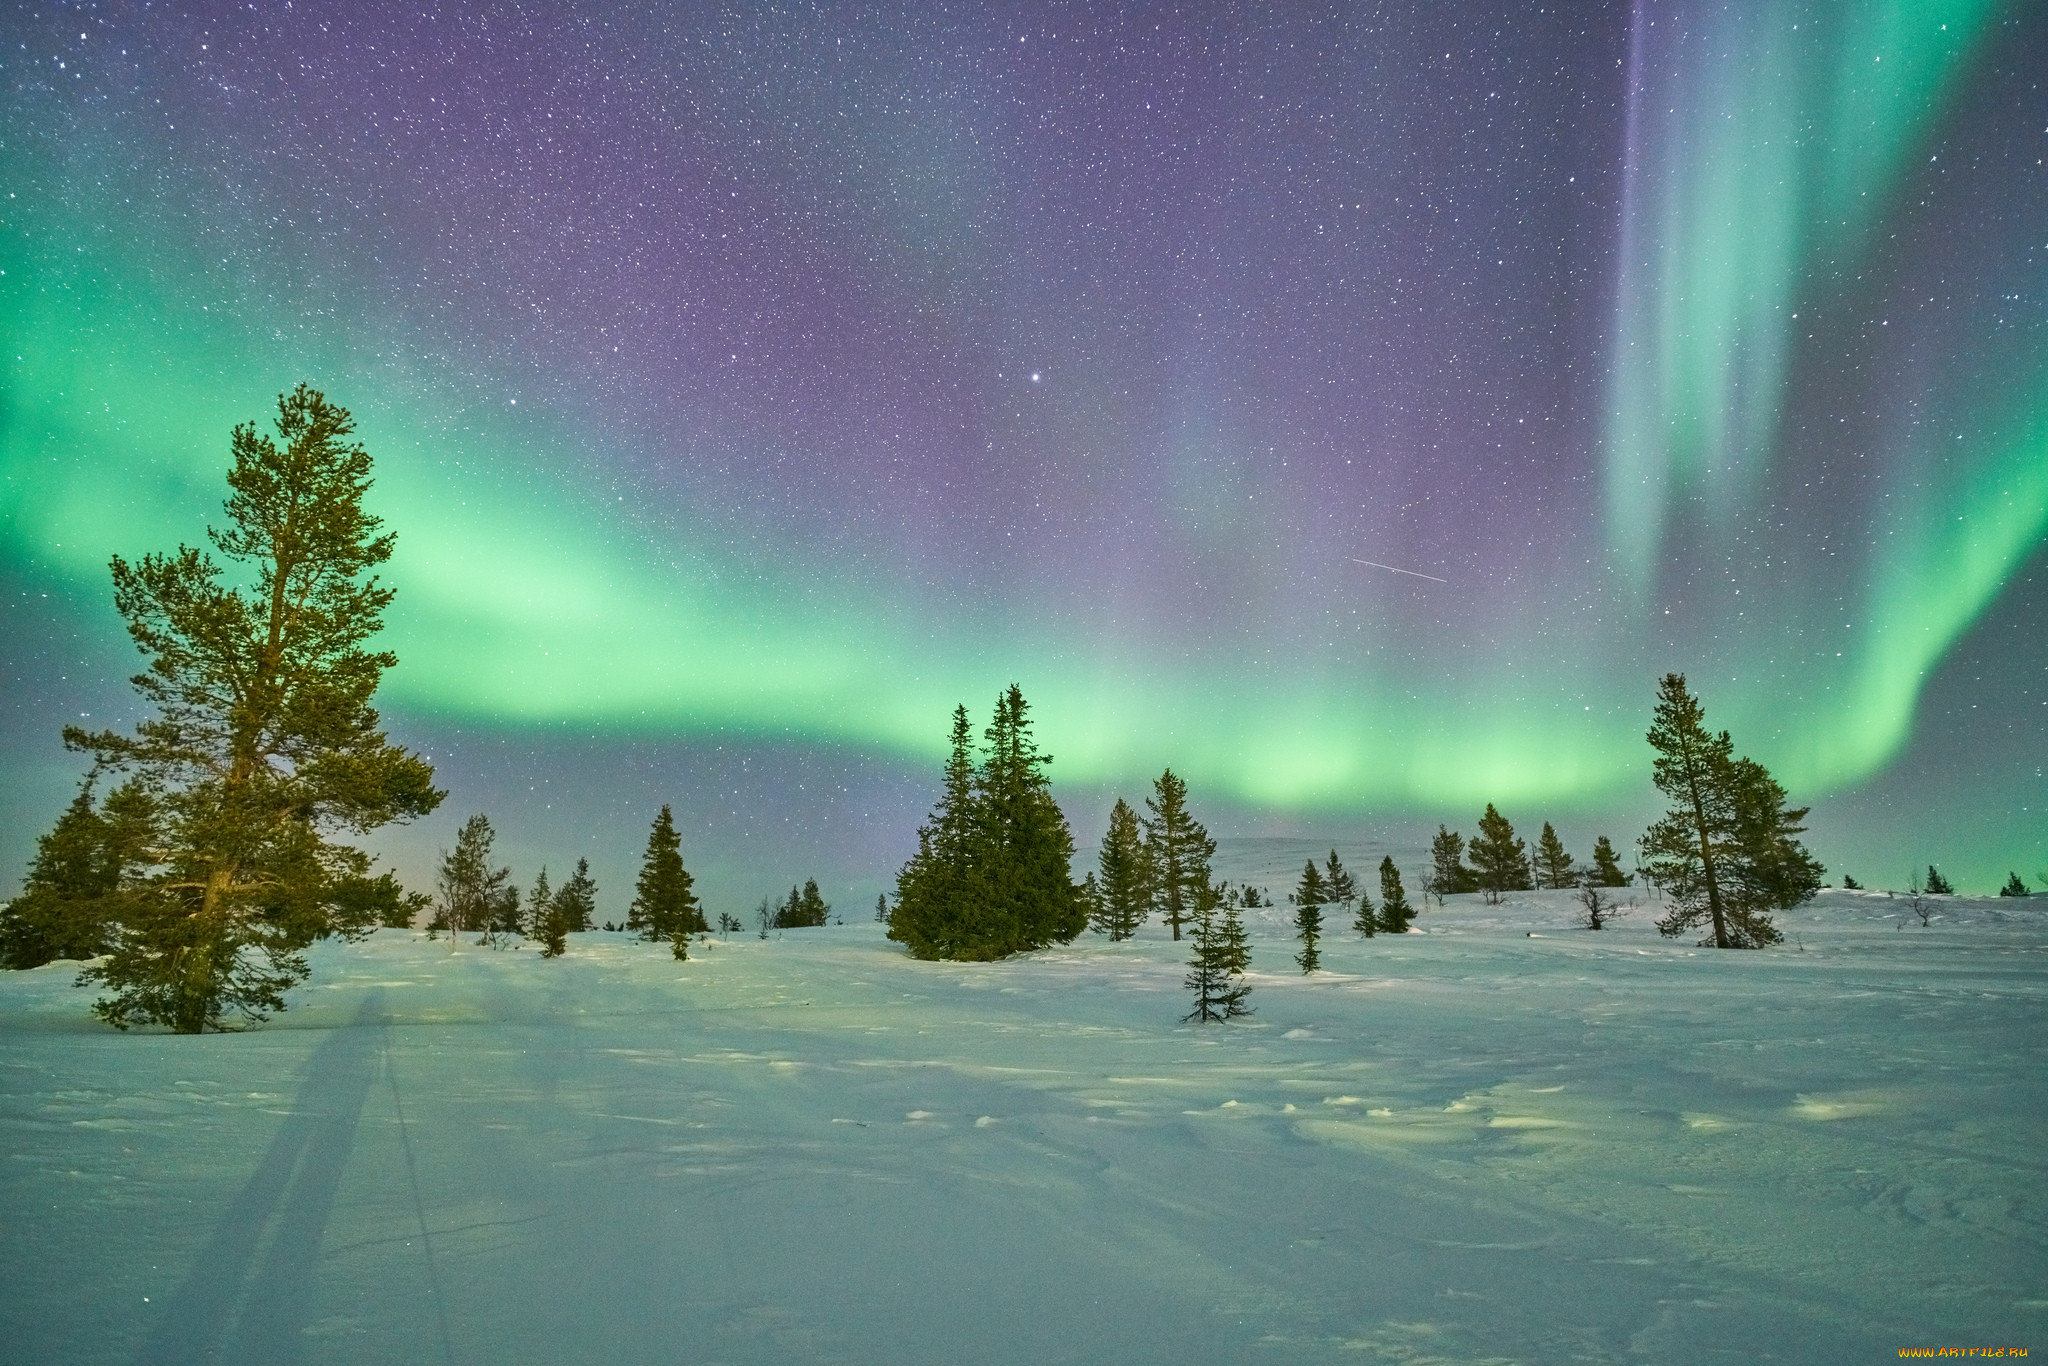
[[1, 0, 2041, 824]]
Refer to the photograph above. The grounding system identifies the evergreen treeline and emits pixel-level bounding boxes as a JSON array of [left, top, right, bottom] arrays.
[[887, 687, 1088, 960]]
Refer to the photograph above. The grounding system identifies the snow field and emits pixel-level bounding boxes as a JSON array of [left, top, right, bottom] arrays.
[[1, 884, 2043, 1364]]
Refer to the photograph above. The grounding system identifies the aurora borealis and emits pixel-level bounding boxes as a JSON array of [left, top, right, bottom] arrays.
[[2, 1, 2042, 902]]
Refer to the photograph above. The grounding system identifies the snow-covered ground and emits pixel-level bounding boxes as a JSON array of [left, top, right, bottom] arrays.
[[3, 880, 2043, 1364]]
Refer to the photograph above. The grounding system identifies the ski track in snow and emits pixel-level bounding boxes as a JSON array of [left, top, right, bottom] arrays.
[[2, 880, 2045, 1364]]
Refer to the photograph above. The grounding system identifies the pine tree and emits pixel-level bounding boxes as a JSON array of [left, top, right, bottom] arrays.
[[1323, 850, 1358, 926], [2001, 873, 2031, 898], [1091, 797, 1150, 940], [1290, 860, 1326, 974], [1641, 673, 1821, 948], [1467, 805, 1532, 903], [58, 386, 442, 1030], [1430, 825, 1475, 896], [524, 868, 569, 958], [1182, 885, 1252, 1022], [436, 815, 512, 944], [1143, 769, 1217, 941], [1378, 856, 1415, 933], [1534, 823, 1575, 889], [889, 688, 1085, 960], [0, 781, 146, 969], [1923, 865, 1954, 895], [797, 878, 830, 926], [875, 893, 890, 922], [629, 805, 703, 943], [553, 858, 598, 933], [1589, 836, 1631, 887]]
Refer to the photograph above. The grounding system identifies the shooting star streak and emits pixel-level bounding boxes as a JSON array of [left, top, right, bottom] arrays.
[[1350, 558, 1447, 583]]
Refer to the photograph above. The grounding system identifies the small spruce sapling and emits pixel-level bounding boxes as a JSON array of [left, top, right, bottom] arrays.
[[1841, 875, 1862, 890], [1182, 885, 1252, 1022], [554, 858, 598, 933], [1924, 865, 1955, 895], [1323, 850, 1358, 927], [2000, 873, 2030, 898]]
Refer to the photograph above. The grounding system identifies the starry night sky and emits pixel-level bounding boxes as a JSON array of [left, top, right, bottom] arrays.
[[2, 1, 2043, 914]]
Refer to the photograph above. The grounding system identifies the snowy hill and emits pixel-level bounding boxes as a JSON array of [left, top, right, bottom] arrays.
[[2, 888, 2043, 1363]]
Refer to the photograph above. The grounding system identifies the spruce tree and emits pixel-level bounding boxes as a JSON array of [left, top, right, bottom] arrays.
[[436, 815, 512, 944], [1430, 825, 1475, 896], [629, 805, 703, 943], [1378, 856, 1415, 933], [1640, 673, 1821, 948], [1534, 823, 1575, 889], [1589, 836, 1631, 887], [0, 781, 148, 969], [1467, 805, 1532, 903], [524, 868, 569, 957], [889, 706, 990, 959], [1323, 851, 1358, 926], [889, 689, 1085, 960], [1091, 797, 1150, 940], [1290, 860, 1326, 973], [554, 858, 598, 933], [59, 386, 441, 1030], [2002, 873, 2031, 898], [797, 878, 829, 926], [875, 893, 890, 922], [1182, 885, 1252, 1022], [1923, 865, 1954, 895], [1142, 769, 1217, 941]]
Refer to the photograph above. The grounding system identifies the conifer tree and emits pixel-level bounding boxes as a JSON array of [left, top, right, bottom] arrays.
[[1091, 798, 1150, 940], [1641, 673, 1821, 948], [889, 706, 989, 959], [1182, 885, 1252, 1022], [1430, 825, 1475, 896], [0, 781, 150, 969], [629, 805, 703, 943], [875, 893, 890, 922], [1589, 836, 1631, 887], [1290, 860, 1326, 973], [889, 688, 1085, 960], [797, 878, 829, 926], [2001, 873, 2031, 898], [524, 868, 569, 957], [553, 858, 598, 933], [1142, 769, 1217, 941], [1534, 823, 1575, 889], [58, 386, 441, 1029], [1378, 856, 1415, 933], [1467, 805, 1532, 903], [436, 815, 512, 944], [1323, 850, 1358, 925], [1923, 865, 1954, 895]]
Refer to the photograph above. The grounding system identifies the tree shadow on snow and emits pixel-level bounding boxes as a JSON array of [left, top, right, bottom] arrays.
[[137, 995, 387, 1366]]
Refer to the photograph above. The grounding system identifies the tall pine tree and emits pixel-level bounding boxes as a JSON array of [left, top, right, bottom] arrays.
[[554, 858, 598, 933], [1641, 673, 1821, 948], [1429, 825, 1475, 897], [435, 815, 512, 944], [1534, 823, 1575, 889], [889, 688, 1085, 960], [1090, 798, 1150, 940], [1467, 804, 1532, 903], [1142, 769, 1216, 941], [61, 385, 441, 1030], [629, 805, 703, 943]]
